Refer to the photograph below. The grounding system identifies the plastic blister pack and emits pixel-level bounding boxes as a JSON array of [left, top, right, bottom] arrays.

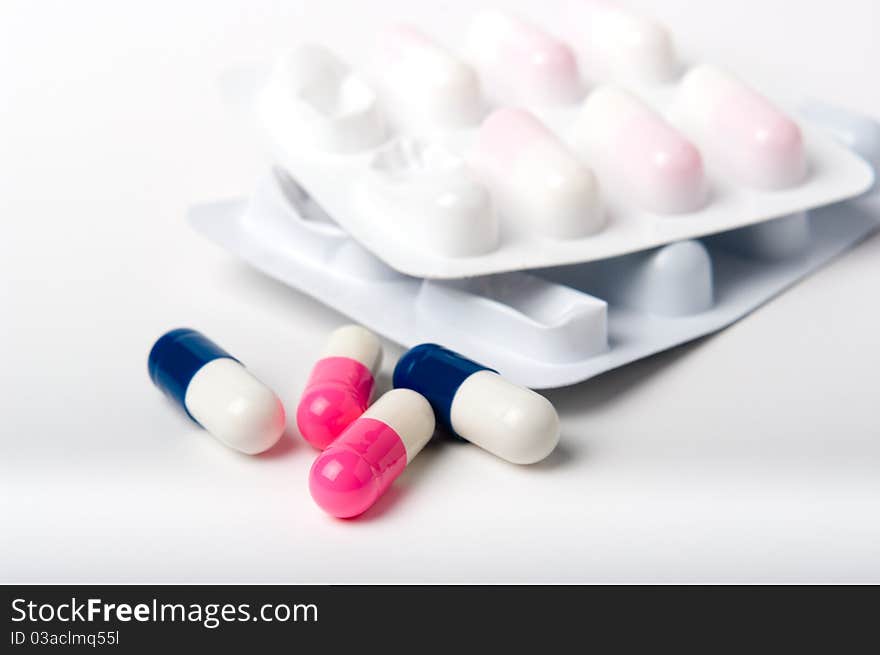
[[189, 102, 880, 388], [222, 3, 874, 279]]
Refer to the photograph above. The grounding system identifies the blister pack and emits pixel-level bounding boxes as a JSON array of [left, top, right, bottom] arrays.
[[189, 103, 880, 388], [222, 2, 874, 279]]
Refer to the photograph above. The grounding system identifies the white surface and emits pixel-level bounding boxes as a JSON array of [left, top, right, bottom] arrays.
[[2, 0, 879, 583]]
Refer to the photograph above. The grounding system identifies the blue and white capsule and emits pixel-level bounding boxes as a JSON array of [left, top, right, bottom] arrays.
[[393, 344, 559, 464], [148, 328, 286, 454]]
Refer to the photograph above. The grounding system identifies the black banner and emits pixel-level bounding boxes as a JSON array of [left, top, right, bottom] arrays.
[[1, 585, 874, 650]]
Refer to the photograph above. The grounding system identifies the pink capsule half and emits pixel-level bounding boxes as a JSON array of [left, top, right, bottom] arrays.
[[467, 11, 582, 105], [296, 325, 382, 450], [309, 389, 435, 518]]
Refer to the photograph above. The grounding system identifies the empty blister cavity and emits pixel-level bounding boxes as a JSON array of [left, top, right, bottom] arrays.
[[568, 0, 679, 83], [674, 65, 806, 189], [469, 108, 604, 239], [374, 24, 484, 129], [706, 211, 811, 261], [259, 45, 386, 153], [466, 11, 582, 105], [573, 86, 707, 214], [361, 138, 499, 257], [543, 240, 714, 317], [417, 273, 607, 363]]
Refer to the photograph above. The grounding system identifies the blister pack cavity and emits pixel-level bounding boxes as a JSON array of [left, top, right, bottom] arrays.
[[223, 3, 874, 279], [189, 100, 880, 388]]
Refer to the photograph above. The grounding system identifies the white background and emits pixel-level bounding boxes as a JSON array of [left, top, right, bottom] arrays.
[[2, 0, 879, 583]]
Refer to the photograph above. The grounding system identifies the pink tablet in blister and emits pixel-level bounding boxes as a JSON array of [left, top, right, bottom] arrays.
[[466, 11, 582, 105], [375, 24, 483, 129], [470, 107, 603, 238], [296, 325, 382, 450], [574, 86, 707, 214], [675, 65, 806, 189]]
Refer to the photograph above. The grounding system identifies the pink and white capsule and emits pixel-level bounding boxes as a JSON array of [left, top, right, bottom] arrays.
[[574, 86, 707, 214], [296, 325, 382, 450], [675, 65, 806, 189], [466, 11, 582, 105], [470, 108, 603, 238], [309, 389, 435, 518], [376, 24, 482, 128]]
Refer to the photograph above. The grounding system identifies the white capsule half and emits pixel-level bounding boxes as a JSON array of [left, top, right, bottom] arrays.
[[185, 358, 286, 455], [450, 371, 560, 465], [321, 324, 383, 374]]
